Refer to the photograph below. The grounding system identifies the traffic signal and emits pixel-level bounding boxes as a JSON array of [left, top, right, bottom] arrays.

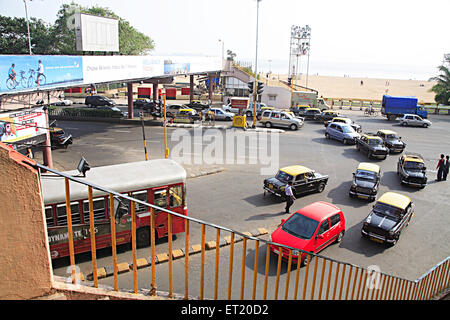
[[257, 81, 264, 95], [287, 77, 292, 86], [248, 81, 254, 94]]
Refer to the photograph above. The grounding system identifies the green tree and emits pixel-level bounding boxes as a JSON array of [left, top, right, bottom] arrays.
[[429, 57, 450, 105], [0, 15, 55, 54]]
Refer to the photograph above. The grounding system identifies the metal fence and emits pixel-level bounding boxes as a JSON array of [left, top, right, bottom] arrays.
[[34, 162, 450, 300]]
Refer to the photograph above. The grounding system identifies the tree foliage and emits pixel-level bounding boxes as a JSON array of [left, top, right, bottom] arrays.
[[0, 2, 154, 55], [429, 57, 450, 105]]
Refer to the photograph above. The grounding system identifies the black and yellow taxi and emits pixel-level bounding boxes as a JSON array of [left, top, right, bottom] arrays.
[[361, 192, 414, 246], [349, 162, 381, 201], [263, 165, 329, 200], [397, 153, 427, 188], [355, 133, 389, 159], [376, 129, 406, 153], [49, 126, 73, 149]]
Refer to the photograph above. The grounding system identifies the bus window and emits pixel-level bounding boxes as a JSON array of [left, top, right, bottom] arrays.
[[56, 202, 81, 226], [83, 197, 106, 223], [169, 185, 183, 207], [45, 206, 54, 227], [154, 189, 167, 209], [131, 191, 148, 213]]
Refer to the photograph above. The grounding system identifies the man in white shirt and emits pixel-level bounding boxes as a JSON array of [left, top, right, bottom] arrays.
[[285, 181, 296, 214], [36, 60, 44, 86]]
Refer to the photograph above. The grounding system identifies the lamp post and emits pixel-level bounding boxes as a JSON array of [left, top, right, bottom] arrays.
[[252, 0, 262, 128], [23, 0, 32, 55]]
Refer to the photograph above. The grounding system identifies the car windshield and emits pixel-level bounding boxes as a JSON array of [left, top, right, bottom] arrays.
[[341, 125, 355, 133], [282, 213, 320, 240], [368, 138, 383, 146], [385, 134, 399, 140], [275, 170, 293, 182], [373, 202, 403, 220], [404, 161, 424, 170], [356, 170, 377, 181]]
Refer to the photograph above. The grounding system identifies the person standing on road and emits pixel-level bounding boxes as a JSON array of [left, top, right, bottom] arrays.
[[285, 181, 296, 214], [443, 155, 450, 181], [436, 154, 445, 181]]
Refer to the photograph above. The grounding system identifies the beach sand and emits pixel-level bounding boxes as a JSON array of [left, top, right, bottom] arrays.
[[267, 74, 436, 103]]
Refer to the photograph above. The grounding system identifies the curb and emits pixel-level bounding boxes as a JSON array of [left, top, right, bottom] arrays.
[[166, 123, 285, 133], [86, 228, 269, 281], [187, 167, 224, 179]]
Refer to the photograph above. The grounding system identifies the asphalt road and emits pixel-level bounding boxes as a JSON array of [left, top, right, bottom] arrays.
[[44, 110, 450, 298]]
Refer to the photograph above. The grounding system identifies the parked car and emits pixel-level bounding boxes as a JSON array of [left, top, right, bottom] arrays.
[[259, 110, 303, 130], [324, 117, 362, 132], [174, 108, 200, 123], [355, 133, 389, 160], [222, 103, 240, 114], [303, 108, 322, 120], [290, 105, 310, 116], [376, 130, 406, 153], [325, 122, 360, 144], [263, 165, 328, 199], [49, 126, 73, 149], [245, 103, 271, 118], [397, 153, 427, 188], [207, 108, 234, 121], [50, 99, 73, 106], [85, 95, 115, 107], [270, 201, 345, 266], [361, 192, 414, 246], [398, 114, 431, 128], [184, 100, 210, 112], [349, 162, 381, 201], [97, 106, 128, 117]]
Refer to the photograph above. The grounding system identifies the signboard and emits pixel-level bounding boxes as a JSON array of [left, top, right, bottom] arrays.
[[0, 107, 47, 146], [75, 13, 119, 52], [0, 55, 83, 94], [231, 97, 249, 109]]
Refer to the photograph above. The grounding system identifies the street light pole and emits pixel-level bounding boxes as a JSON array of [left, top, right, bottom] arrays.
[[23, 0, 32, 55], [252, 0, 261, 128]]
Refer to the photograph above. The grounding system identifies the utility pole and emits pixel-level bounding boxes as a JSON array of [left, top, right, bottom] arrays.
[[23, 0, 32, 55], [252, 0, 262, 128]]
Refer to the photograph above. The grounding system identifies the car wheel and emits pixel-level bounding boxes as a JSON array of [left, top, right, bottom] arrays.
[[225, 117, 232, 121], [136, 227, 151, 248], [317, 182, 326, 193], [301, 253, 313, 267], [343, 138, 348, 145], [423, 123, 428, 128], [290, 124, 298, 130], [356, 143, 360, 150], [335, 231, 345, 244], [265, 122, 272, 128], [368, 151, 373, 159], [388, 234, 399, 247], [246, 111, 252, 117], [325, 133, 330, 139], [402, 122, 408, 126]]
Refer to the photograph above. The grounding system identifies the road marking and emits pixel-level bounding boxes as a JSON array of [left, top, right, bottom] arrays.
[[96, 137, 114, 140], [113, 130, 131, 133]]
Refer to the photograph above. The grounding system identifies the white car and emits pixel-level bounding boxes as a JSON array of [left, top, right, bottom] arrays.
[[209, 108, 234, 121], [399, 114, 431, 128], [222, 103, 240, 114], [51, 99, 73, 106]]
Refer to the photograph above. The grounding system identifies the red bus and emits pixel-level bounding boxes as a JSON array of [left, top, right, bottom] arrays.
[[41, 159, 187, 259]]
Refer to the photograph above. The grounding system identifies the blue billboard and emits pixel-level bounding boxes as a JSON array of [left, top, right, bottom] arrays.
[[0, 55, 83, 94]]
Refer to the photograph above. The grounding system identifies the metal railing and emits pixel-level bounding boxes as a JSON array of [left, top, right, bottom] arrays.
[[34, 162, 450, 300]]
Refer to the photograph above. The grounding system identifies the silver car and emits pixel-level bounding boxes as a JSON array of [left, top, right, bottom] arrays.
[[259, 110, 303, 130], [208, 108, 234, 121], [399, 114, 432, 128]]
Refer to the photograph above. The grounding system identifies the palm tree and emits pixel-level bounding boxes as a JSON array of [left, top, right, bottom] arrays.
[[429, 57, 450, 105]]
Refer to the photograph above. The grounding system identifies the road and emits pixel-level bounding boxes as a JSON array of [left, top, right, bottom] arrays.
[[44, 110, 450, 298]]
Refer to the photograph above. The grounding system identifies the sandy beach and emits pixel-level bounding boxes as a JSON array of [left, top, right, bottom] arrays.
[[267, 74, 437, 103]]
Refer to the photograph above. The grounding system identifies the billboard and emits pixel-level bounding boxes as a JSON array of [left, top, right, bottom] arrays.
[[75, 13, 119, 52], [0, 107, 47, 145], [0, 55, 83, 94]]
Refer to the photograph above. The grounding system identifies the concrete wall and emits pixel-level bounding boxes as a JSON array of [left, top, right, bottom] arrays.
[[0, 143, 53, 299], [260, 86, 290, 109]]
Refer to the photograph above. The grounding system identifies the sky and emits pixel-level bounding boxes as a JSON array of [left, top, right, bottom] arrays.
[[1, 0, 449, 80]]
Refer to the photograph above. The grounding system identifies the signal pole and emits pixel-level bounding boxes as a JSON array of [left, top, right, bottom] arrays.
[[252, 0, 262, 128]]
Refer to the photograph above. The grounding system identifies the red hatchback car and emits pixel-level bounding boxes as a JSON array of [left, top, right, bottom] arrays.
[[270, 201, 345, 265]]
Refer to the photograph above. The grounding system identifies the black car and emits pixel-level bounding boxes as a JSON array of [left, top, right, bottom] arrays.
[[349, 163, 381, 201], [376, 130, 406, 153], [49, 126, 73, 149], [133, 98, 152, 109], [97, 106, 128, 118], [303, 108, 322, 121], [361, 192, 414, 246], [355, 133, 389, 159], [184, 101, 210, 112], [263, 165, 328, 200], [397, 154, 427, 188], [85, 95, 115, 107]]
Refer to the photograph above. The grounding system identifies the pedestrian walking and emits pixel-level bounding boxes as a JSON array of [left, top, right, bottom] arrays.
[[443, 155, 450, 181], [284, 181, 296, 214], [436, 154, 445, 181]]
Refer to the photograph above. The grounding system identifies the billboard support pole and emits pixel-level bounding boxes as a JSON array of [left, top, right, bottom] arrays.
[[127, 82, 134, 119], [42, 105, 53, 169]]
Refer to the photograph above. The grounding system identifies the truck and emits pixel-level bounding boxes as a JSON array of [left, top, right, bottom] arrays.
[[291, 91, 330, 111], [381, 95, 428, 121]]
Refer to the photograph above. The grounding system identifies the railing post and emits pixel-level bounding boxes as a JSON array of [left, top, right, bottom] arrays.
[[109, 194, 118, 291], [227, 232, 235, 300], [263, 244, 270, 300], [150, 208, 156, 295], [240, 237, 247, 300], [252, 240, 259, 300], [184, 219, 189, 300], [284, 249, 293, 300], [214, 229, 221, 300], [88, 186, 98, 288], [167, 213, 173, 298], [64, 177, 76, 284]]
